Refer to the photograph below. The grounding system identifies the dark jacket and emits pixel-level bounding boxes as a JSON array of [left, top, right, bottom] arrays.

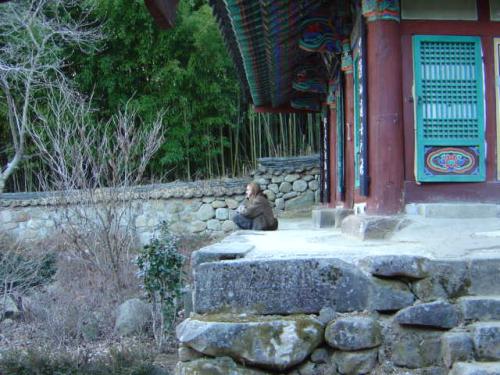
[[241, 193, 278, 231]]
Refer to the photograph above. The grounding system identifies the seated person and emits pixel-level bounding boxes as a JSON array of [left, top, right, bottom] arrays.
[[233, 182, 278, 231]]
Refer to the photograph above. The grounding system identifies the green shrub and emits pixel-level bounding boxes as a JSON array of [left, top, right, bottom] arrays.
[[136, 222, 185, 348]]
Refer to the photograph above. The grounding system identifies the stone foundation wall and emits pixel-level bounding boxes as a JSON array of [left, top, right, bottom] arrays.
[[0, 156, 320, 244], [176, 248, 500, 374]]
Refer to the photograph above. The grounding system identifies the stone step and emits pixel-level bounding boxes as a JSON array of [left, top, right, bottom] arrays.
[[471, 322, 500, 361], [458, 296, 500, 322], [405, 203, 499, 218], [450, 362, 500, 375], [469, 259, 500, 296]]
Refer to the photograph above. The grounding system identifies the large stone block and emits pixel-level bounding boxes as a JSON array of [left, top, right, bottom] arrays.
[[176, 314, 324, 370], [292, 180, 308, 192], [342, 215, 405, 240], [359, 255, 429, 279], [193, 258, 372, 315], [285, 191, 315, 211], [469, 258, 500, 296], [196, 204, 215, 221], [472, 323, 500, 360], [175, 357, 272, 375], [395, 301, 460, 329], [325, 316, 382, 351], [441, 332, 474, 368], [390, 326, 444, 369], [458, 297, 500, 322], [193, 257, 416, 315], [332, 348, 378, 375], [412, 261, 469, 302]]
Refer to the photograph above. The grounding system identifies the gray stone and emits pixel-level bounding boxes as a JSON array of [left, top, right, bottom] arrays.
[[0, 295, 20, 319], [311, 348, 330, 364], [202, 197, 215, 203], [176, 314, 324, 370], [285, 191, 315, 211], [458, 297, 500, 322], [441, 332, 474, 368], [264, 190, 276, 201], [206, 219, 221, 231], [395, 301, 460, 329], [296, 361, 335, 375], [312, 208, 336, 228], [222, 220, 236, 232], [450, 362, 500, 375], [390, 326, 443, 368], [292, 180, 308, 192], [412, 260, 469, 302], [325, 316, 382, 351], [191, 243, 254, 268], [190, 221, 207, 233], [268, 184, 279, 193], [318, 307, 337, 325], [275, 198, 285, 210], [332, 348, 378, 375], [175, 357, 271, 375], [303, 175, 314, 182], [197, 204, 215, 221], [272, 176, 284, 183], [114, 298, 151, 336], [225, 198, 239, 209], [469, 258, 500, 296], [193, 258, 373, 315], [308, 180, 319, 191], [256, 178, 269, 186], [285, 174, 300, 183], [472, 322, 500, 360], [215, 208, 229, 220], [370, 278, 416, 312], [279, 182, 293, 193], [212, 200, 227, 209], [359, 255, 429, 279], [283, 191, 298, 200], [315, 190, 321, 204], [342, 215, 406, 240], [178, 345, 203, 362]]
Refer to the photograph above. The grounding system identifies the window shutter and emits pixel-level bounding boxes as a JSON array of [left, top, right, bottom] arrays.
[[413, 35, 485, 182]]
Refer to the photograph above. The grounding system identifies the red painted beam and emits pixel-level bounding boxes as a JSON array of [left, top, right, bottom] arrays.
[[144, 0, 179, 29]]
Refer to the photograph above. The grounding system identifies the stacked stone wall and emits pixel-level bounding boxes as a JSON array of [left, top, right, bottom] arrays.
[[0, 156, 320, 244], [176, 249, 500, 374]]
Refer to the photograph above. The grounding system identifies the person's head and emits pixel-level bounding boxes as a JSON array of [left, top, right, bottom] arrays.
[[245, 182, 261, 199]]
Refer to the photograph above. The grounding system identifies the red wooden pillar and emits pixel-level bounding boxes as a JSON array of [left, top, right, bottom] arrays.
[[344, 73, 355, 209], [364, 3, 404, 214], [329, 106, 338, 206]]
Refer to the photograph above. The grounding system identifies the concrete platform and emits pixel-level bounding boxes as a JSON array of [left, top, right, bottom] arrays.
[[223, 215, 500, 261]]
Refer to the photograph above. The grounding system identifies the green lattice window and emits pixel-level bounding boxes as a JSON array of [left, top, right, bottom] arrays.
[[353, 55, 361, 188], [413, 35, 485, 182]]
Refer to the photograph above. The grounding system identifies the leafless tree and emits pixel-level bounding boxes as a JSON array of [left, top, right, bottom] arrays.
[[0, 0, 101, 192], [29, 88, 165, 288]]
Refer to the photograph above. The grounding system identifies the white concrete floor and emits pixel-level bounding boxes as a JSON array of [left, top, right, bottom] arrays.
[[225, 215, 500, 262]]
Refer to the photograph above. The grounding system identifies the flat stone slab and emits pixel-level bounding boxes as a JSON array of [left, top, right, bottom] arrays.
[[191, 243, 254, 267], [469, 258, 500, 296], [325, 316, 382, 351], [193, 257, 414, 315], [450, 362, 500, 375], [176, 314, 323, 370]]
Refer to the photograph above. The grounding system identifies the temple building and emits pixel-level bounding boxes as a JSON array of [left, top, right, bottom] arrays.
[[152, 0, 500, 215]]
